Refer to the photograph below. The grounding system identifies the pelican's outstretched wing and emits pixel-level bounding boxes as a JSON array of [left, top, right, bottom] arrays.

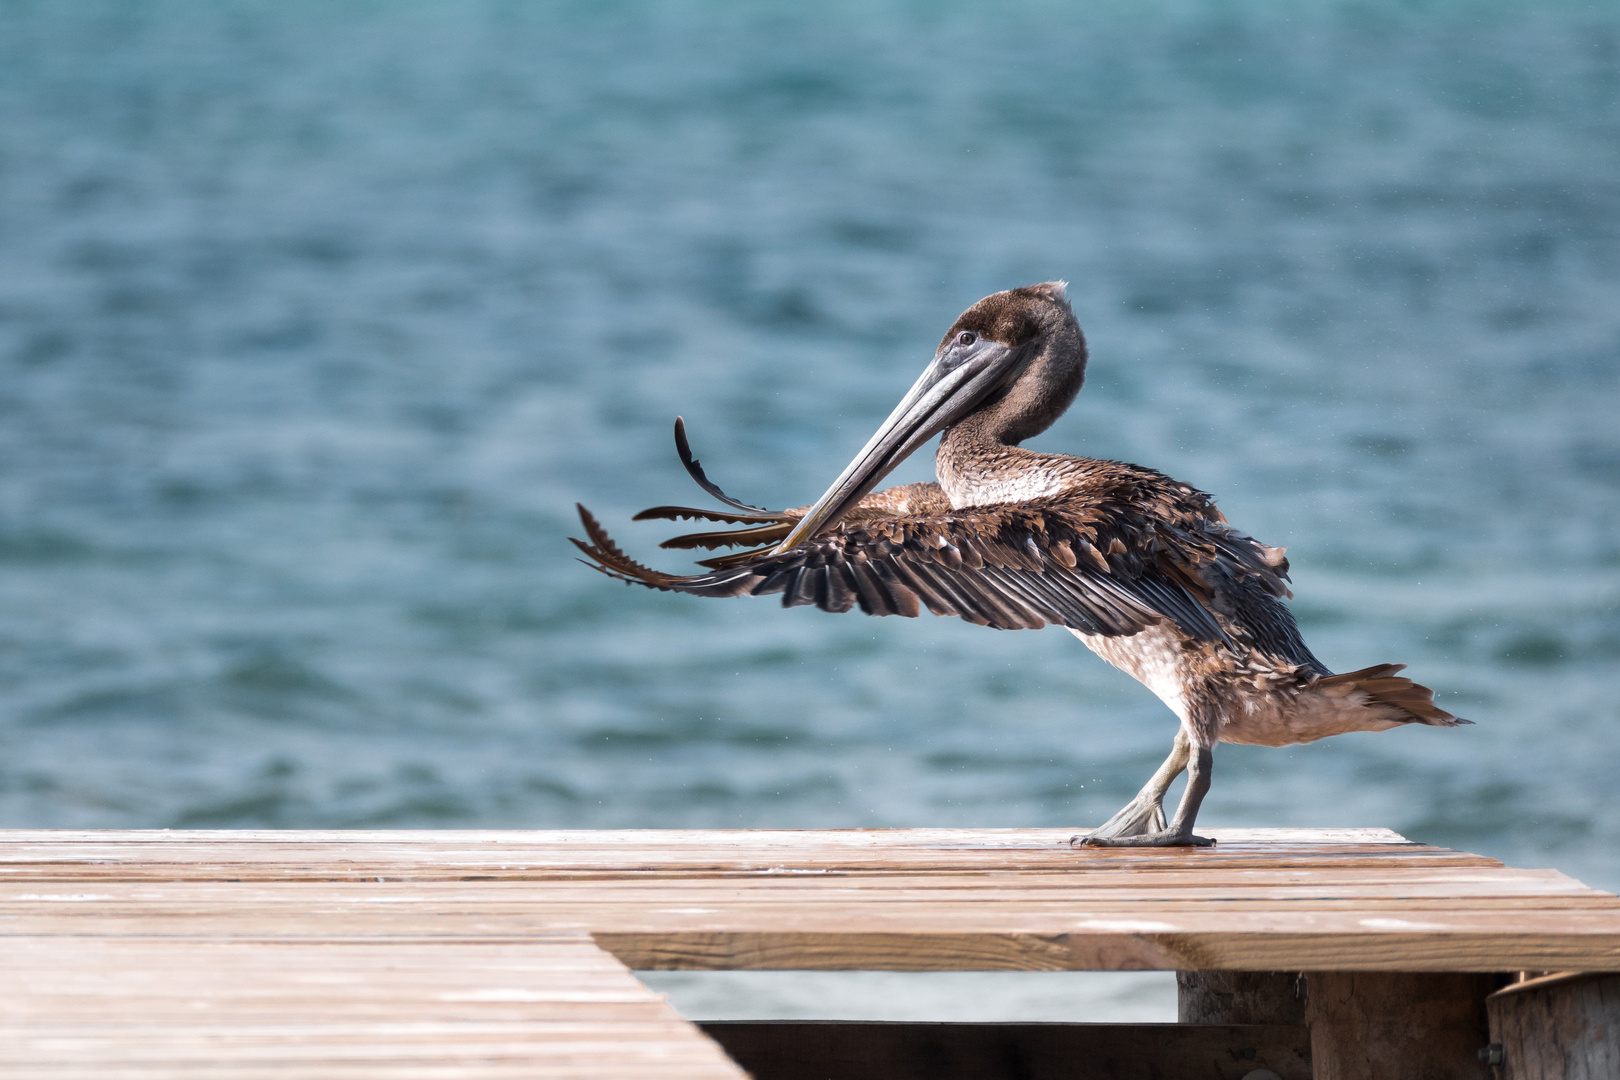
[[573, 496, 1283, 643]]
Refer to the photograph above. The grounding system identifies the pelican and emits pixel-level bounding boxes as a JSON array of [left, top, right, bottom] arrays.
[[573, 282, 1466, 847]]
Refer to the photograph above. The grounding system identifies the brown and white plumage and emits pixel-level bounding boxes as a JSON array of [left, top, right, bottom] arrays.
[[574, 282, 1466, 846]]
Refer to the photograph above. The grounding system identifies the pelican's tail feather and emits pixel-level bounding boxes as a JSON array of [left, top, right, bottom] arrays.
[[1316, 663, 1470, 726]]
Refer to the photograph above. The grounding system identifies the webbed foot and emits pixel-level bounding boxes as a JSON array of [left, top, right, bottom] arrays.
[[1073, 830, 1215, 848], [1066, 796, 1167, 847]]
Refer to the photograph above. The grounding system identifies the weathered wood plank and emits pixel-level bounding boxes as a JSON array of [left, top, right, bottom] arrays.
[[0, 827, 1426, 849], [0, 935, 746, 1079], [7, 867, 1600, 899], [1487, 972, 1620, 1079], [1178, 971, 1305, 1025], [2, 826, 1617, 975], [8, 901, 1617, 938], [3, 827, 1619, 1076], [1304, 972, 1496, 1080], [600, 928, 1620, 973], [0, 828, 1501, 882]]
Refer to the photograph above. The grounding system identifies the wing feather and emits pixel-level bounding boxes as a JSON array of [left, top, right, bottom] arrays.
[[573, 495, 1253, 644]]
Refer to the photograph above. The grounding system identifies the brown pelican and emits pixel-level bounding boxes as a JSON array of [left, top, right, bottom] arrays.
[[573, 283, 1466, 847]]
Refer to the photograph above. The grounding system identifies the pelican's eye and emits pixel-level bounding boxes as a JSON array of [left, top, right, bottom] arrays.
[[957, 331, 976, 347]]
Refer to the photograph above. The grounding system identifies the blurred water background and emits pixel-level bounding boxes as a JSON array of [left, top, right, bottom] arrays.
[[1, 0, 1617, 1021]]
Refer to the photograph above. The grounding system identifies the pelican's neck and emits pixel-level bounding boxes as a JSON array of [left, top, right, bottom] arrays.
[[934, 417, 1052, 508], [934, 316, 1087, 508]]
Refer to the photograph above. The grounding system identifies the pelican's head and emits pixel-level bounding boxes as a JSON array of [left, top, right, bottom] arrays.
[[774, 282, 1085, 551]]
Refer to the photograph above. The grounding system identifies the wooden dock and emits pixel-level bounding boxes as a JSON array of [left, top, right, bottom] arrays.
[[2, 827, 1616, 1078]]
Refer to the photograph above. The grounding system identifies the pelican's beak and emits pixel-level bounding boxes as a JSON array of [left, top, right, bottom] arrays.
[[773, 336, 1027, 552]]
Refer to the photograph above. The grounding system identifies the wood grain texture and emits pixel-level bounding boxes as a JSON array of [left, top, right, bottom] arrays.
[[0, 827, 1496, 881], [1488, 972, 1620, 1080], [1178, 971, 1305, 1025], [0, 933, 746, 1079], [700, 1020, 1313, 1080], [1305, 972, 1497, 1080], [1, 829, 1617, 975], [2, 828, 1619, 1074]]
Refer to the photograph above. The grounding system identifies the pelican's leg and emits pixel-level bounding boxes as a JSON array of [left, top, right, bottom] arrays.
[[1069, 730, 1189, 844], [1074, 735, 1217, 848]]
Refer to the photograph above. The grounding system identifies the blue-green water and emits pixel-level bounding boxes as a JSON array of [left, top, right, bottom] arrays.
[[1, 0, 1617, 905]]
